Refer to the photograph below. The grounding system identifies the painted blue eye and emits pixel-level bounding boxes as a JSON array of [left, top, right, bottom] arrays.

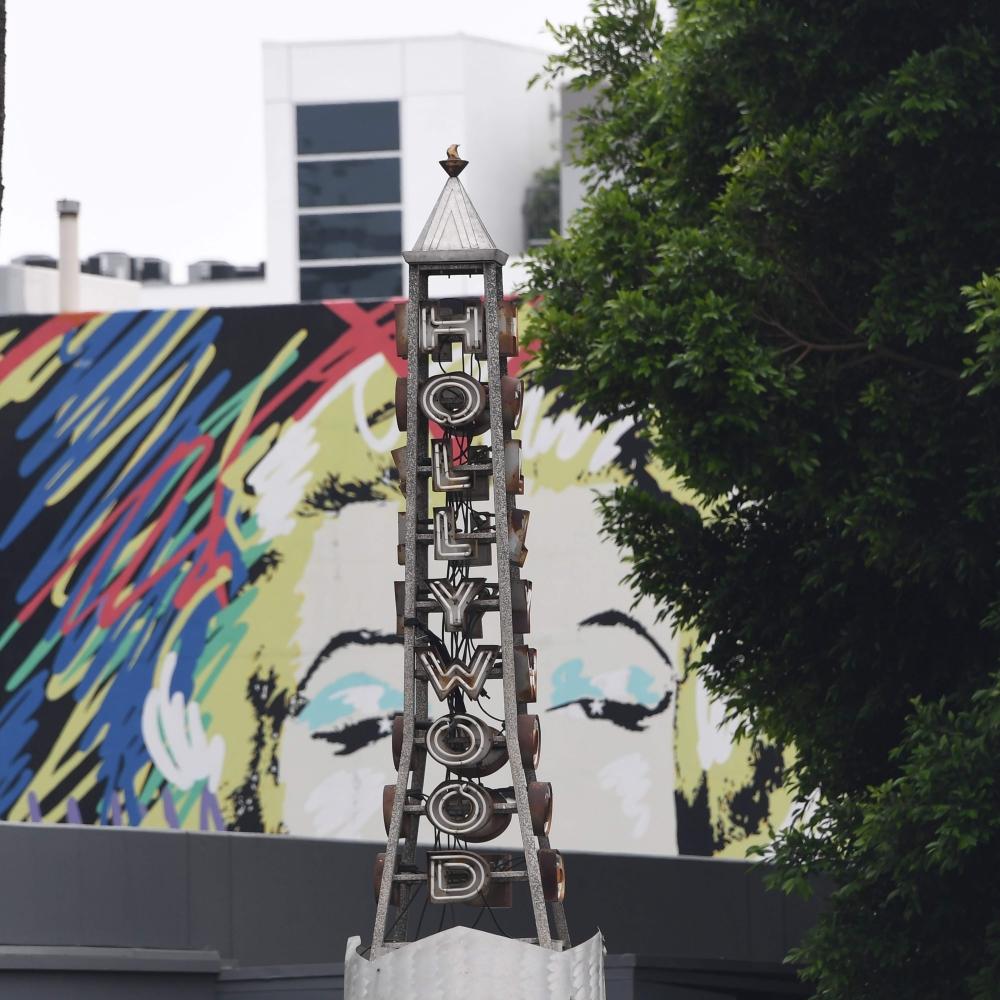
[[297, 671, 402, 731], [626, 666, 660, 708], [550, 659, 603, 706]]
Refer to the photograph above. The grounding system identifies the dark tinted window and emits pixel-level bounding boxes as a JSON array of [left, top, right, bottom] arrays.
[[297, 102, 399, 155], [300, 264, 402, 301], [298, 159, 400, 208], [299, 211, 402, 260]]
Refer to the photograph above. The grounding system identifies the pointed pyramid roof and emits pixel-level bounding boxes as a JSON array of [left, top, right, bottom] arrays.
[[403, 166, 508, 266]]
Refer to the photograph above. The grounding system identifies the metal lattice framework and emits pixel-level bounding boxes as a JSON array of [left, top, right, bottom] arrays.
[[369, 149, 569, 957]]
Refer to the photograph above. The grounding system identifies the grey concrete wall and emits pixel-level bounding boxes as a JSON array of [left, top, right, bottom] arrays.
[[0, 822, 825, 997]]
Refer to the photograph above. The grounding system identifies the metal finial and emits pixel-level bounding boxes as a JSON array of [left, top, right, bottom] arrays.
[[440, 144, 468, 177]]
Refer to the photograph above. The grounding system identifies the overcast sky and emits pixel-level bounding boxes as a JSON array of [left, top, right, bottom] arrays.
[[0, 0, 599, 272]]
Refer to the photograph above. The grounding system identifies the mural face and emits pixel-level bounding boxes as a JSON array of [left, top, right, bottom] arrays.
[[0, 302, 791, 856]]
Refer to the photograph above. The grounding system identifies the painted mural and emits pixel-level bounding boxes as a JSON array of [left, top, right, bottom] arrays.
[[0, 301, 792, 856]]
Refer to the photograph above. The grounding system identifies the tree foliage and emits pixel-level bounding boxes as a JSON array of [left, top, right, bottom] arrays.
[[526, 1, 1000, 995]]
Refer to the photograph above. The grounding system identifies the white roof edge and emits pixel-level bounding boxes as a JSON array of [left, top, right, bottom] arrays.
[[260, 32, 550, 56]]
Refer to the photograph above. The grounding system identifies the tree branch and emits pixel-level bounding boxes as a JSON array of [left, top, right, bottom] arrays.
[[754, 311, 961, 380]]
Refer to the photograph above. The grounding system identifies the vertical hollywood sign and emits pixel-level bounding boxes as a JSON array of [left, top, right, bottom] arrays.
[[370, 149, 570, 956]]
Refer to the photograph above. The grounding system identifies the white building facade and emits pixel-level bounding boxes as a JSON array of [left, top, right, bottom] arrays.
[[262, 35, 558, 302], [0, 263, 142, 314]]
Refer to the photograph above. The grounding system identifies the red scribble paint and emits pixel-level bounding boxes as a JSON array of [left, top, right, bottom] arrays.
[[0, 313, 96, 382]]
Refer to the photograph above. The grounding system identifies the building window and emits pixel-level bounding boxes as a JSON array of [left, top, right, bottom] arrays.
[[300, 264, 403, 301], [296, 102, 399, 155], [298, 159, 401, 208], [295, 100, 402, 301], [298, 211, 402, 261]]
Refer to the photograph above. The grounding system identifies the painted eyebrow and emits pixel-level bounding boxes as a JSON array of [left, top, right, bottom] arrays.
[[301, 473, 381, 515], [578, 609, 673, 670], [296, 628, 402, 697]]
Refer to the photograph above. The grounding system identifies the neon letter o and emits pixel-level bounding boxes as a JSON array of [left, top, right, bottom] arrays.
[[419, 373, 487, 430]]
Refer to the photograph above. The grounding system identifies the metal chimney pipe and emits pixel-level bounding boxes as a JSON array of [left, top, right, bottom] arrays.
[[57, 199, 81, 311]]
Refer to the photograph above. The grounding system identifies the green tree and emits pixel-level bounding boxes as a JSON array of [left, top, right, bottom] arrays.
[[527, 2, 1000, 995]]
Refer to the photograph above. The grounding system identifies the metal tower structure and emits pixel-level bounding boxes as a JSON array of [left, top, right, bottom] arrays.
[[369, 147, 569, 957]]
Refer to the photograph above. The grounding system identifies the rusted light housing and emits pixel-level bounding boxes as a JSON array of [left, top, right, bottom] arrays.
[[528, 781, 553, 835], [382, 785, 415, 838], [458, 741, 507, 778], [391, 446, 407, 492], [508, 509, 529, 567], [499, 300, 519, 357], [512, 579, 532, 634], [504, 440, 524, 495], [394, 302, 408, 358], [517, 714, 541, 769], [501, 375, 523, 430], [537, 848, 566, 903], [514, 645, 537, 702]]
